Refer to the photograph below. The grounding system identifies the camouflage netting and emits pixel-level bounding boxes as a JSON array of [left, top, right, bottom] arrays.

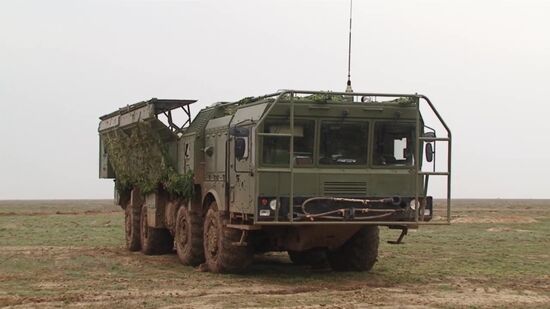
[[102, 121, 194, 198], [279, 93, 351, 103], [278, 93, 417, 105]]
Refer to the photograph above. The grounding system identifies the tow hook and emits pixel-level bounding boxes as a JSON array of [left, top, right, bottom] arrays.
[[231, 230, 248, 247], [387, 226, 408, 245]]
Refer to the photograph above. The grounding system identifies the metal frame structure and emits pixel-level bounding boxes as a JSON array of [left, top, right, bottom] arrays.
[[98, 98, 196, 134], [252, 90, 452, 226]]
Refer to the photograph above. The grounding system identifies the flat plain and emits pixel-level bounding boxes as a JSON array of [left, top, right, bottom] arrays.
[[0, 199, 549, 308]]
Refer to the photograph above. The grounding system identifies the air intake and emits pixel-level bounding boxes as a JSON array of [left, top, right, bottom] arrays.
[[323, 181, 367, 197]]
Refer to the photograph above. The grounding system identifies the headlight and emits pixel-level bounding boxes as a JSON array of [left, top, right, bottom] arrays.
[[409, 199, 417, 210], [269, 199, 278, 210]]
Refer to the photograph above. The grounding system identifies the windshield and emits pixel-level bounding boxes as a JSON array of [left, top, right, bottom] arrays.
[[373, 122, 415, 166], [319, 122, 368, 165], [260, 118, 416, 167]]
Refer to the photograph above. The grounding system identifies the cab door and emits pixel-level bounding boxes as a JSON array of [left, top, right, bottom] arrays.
[[228, 125, 254, 214]]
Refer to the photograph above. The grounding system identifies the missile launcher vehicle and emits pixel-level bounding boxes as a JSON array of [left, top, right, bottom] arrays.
[[98, 90, 452, 273]]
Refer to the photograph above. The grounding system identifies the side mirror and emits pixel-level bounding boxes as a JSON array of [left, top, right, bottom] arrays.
[[235, 138, 247, 160], [424, 131, 436, 138], [361, 96, 373, 103], [204, 146, 214, 157], [425, 143, 434, 162], [229, 126, 249, 137]]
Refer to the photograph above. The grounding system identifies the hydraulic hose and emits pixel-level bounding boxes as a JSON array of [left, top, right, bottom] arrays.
[[299, 196, 402, 221]]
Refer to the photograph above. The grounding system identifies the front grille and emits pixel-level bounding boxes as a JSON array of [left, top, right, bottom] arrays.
[[323, 181, 367, 197]]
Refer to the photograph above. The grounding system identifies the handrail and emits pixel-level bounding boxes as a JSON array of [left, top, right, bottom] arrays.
[[257, 133, 292, 137], [254, 91, 291, 223], [278, 89, 422, 98], [418, 137, 449, 141], [416, 95, 452, 224]]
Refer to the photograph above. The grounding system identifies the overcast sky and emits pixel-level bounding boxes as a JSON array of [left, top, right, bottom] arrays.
[[1, 0, 549, 199]]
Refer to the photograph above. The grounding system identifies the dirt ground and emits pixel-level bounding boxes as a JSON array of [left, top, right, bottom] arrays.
[[0, 199, 549, 308]]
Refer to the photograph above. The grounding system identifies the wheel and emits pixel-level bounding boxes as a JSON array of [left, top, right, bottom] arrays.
[[175, 206, 205, 266], [327, 226, 379, 272], [288, 249, 328, 268], [140, 205, 174, 255], [125, 201, 141, 252], [203, 201, 252, 273]]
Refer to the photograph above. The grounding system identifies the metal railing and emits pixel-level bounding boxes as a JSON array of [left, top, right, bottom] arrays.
[[252, 90, 452, 225]]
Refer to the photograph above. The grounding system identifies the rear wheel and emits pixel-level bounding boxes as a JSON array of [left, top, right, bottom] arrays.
[[125, 201, 141, 252], [327, 226, 379, 272], [203, 201, 252, 273], [175, 206, 205, 266], [140, 205, 174, 255]]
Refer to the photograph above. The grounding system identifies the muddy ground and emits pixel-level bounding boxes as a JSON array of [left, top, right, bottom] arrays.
[[0, 199, 549, 308]]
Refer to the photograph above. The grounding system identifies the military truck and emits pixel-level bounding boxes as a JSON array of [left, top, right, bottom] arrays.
[[98, 90, 451, 273]]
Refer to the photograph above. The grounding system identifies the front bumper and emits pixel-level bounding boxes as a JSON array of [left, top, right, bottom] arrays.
[[256, 196, 433, 223]]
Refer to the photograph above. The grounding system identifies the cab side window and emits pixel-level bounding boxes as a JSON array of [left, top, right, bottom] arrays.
[[261, 119, 314, 166], [373, 122, 415, 166]]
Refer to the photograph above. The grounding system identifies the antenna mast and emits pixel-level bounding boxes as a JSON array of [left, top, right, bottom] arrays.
[[345, 0, 353, 93]]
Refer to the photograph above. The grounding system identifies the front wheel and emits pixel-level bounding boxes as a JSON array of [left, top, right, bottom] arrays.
[[203, 202, 252, 273], [326, 226, 379, 272]]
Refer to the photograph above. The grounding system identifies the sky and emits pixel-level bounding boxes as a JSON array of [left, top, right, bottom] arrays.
[[1, 0, 549, 199]]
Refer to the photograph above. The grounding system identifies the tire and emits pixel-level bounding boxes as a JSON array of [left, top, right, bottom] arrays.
[[288, 249, 327, 268], [125, 201, 141, 252], [140, 205, 174, 255], [203, 201, 252, 273], [175, 206, 205, 266], [327, 226, 379, 272]]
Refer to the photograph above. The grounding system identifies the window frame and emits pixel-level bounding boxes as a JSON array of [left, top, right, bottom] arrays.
[[370, 120, 417, 169], [258, 118, 418, 169]]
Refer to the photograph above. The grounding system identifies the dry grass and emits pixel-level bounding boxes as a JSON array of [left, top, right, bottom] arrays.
[[0, 199, 549, 308]]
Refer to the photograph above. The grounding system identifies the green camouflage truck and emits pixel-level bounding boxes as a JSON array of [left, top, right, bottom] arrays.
[[98, 90, 452, 273]]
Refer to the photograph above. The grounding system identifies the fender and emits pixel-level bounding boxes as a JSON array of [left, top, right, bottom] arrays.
[[202, 189, 224, 214]]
